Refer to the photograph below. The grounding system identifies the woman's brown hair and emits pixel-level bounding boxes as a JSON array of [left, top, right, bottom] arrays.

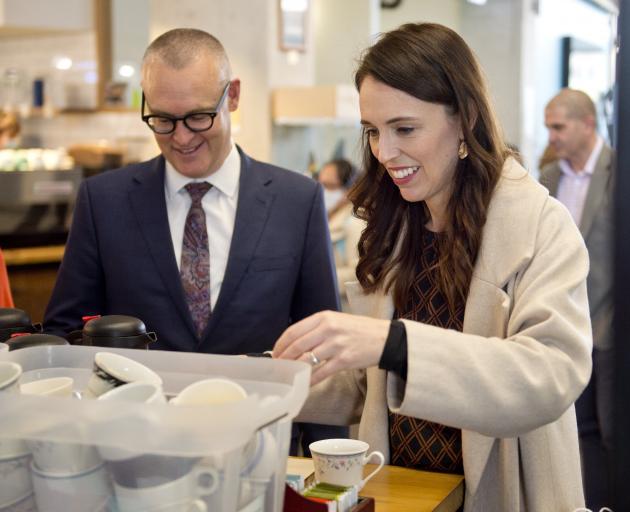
[[350, 23, 508, 311]]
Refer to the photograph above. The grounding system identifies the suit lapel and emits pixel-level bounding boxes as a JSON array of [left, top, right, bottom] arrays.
[[540, 165, 561, 196], [579, 146, 612, 237], [204, 148, 274, 338], [128, 157, 197, 339]]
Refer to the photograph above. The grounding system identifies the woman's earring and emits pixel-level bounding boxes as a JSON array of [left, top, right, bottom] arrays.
[[458, 140, 469, 160]]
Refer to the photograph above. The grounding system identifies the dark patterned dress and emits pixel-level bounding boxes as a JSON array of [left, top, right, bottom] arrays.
[[388, 230, 465, 474]]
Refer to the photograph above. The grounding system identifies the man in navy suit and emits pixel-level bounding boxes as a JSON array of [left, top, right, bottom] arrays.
[[44, 28, 346, 453]]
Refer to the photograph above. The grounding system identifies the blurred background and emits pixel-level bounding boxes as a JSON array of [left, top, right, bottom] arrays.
[[0, 0, 619, 324]]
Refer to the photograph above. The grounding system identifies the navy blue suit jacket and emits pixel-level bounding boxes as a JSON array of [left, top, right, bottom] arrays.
[[44, 147, 340, 354]]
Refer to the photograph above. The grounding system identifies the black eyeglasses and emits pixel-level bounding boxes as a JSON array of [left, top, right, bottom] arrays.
[[141, 82, 231, 134]]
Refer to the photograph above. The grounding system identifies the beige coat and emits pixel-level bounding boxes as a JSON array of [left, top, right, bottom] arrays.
[[299, 159, 592, 511], [328, 201, 365, 310]]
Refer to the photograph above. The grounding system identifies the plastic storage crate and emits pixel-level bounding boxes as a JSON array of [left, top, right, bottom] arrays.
[[0, 345, 311, 512]]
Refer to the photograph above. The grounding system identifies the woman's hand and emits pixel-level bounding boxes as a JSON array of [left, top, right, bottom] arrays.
[[272, 310, 390, 385]]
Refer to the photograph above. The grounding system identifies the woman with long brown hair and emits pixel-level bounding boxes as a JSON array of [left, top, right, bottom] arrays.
[[274, 23, 591, 511]]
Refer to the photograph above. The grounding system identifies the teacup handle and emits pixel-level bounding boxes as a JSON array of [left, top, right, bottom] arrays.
[[194, 466, 220, 497], [360, 450, 385, 490]]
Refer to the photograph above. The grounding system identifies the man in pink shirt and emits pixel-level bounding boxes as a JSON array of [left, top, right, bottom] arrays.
[[541, 88, 614, 511]]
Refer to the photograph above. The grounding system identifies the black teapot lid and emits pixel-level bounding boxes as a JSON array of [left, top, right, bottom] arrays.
[[83, 315, 147, 338], [7, 333, 69, 350], [0, 308, 32, 329]]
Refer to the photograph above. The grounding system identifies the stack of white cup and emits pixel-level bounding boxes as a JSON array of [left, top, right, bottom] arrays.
[[0, 361, 38, 511], [19, 375, 111, 512]]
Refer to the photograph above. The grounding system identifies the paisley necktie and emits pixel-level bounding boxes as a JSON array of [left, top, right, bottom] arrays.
[[181, 182, 212, 338]]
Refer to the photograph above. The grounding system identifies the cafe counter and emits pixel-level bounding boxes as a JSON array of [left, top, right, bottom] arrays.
[[287, 457, 464, 512]]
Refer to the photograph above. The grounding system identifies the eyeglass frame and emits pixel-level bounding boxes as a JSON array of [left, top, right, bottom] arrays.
[[141, 81, 231, 134]]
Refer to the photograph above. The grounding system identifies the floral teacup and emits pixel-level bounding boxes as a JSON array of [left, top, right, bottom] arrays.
[[309, 439, 384, 489]]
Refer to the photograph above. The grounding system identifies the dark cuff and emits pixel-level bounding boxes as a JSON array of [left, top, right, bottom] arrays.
[[378, 319, 408, 380]]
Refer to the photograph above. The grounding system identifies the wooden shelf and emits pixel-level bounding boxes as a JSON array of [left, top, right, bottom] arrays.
[[3, 245, 65, 266]]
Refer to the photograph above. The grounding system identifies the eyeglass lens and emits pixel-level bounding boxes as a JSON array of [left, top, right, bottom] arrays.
[[142, 82, 230, 134]]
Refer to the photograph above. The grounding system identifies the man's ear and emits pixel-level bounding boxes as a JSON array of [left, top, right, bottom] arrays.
[[227, 78, 241, 112], [584, 113, 597, 131]]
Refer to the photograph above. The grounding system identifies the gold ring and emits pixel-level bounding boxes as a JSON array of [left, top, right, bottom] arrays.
[[308, 351, 320, 365]]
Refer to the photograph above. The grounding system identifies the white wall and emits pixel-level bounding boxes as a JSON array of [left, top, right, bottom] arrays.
[[111, 0, 150, 105], [460, 0, 524, 156], [0, 0, 91, 31], [313, 0, 380, 85], [379, 0, 461, 32], [268, 0, 315, 88]]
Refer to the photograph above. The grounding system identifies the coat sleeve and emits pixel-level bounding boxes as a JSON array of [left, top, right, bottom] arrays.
[[43, 180, 106, 335], [296, 369, 366, 426], [290, 183, 341, 319], [388, 197, 592, 438]]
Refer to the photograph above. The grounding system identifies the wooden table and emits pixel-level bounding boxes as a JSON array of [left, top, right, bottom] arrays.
[[288, 458, 464, 512], [360, 463, 463, 512]]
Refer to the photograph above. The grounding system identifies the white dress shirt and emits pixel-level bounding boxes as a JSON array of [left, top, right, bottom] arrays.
[[164, 144, 240, 310], [556, 136, 603, 227]]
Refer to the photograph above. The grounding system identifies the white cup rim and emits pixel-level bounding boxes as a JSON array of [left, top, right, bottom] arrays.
[[95, 352, 162, 386], [98, 381, 163, 403], [113, 464, 219, 497], [30, 459, 104, 479], [0, 490, 34, 509], [309, 438, 369, 456], [0, 450, 30, 463], [170, 377, 247, 406], [0, 361, 22, 390], [20, 376, 74, 396]]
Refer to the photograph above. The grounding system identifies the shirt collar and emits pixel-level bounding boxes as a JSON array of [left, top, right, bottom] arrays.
[[558, 136, 604, 178], [164, 143, 241, 200]]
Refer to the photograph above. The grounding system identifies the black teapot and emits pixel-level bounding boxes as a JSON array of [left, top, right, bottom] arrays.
[[81, 315, 157, 349], [7, 333, 69, 351], [0, 308, 42, 342]]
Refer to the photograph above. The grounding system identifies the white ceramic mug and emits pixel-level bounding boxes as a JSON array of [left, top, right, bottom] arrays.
[[0, 361, 22, 393], [98, 380, 166, 405], [96, 382, 166, 462], [309, 439, 385, 489], [0, 437, 29, 461], [170, 378, 247, 406], [20, 376, 74, 397], [0, 342, 8, 352], [31, 461, 112, 512], [238, 477, 269, 510], [84, 352, 162, 399], [118, 498, 207, 512], [28, 439, 102, 476], [20, 376, 99, 475], [113, 465, 219, 512], [240, 428, 277, 481], [0, 453, 33, 508], [0, 491, 36, 511], [0, 361, 27, 461]]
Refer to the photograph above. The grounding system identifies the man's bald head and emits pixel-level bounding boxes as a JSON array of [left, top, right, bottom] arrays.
[[544, 88, 599, 170], [141, 28, 231, 82], [546, 88, 597, 127]]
